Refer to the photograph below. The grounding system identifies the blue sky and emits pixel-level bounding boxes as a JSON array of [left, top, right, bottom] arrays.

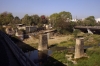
[[0, 0, 100, 19]]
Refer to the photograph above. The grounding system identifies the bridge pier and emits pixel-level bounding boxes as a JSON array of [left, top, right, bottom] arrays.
[[74, 37, 84, 59], [38, 34, 48, 51], [47, 33, 50, 39]]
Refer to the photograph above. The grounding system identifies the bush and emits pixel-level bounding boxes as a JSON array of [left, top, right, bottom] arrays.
[[73, 29, 81, 37]]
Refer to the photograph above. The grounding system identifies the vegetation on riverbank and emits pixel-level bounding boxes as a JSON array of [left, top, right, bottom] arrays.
[[45, 45, 100, 66], [75, 47, 100, 66], [10, 29, 100, 66], [43, 50, 70, 66], [47, 32, 100, 66]]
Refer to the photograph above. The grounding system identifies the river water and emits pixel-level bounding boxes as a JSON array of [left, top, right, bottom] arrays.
[[25, 50, 52, 66], [25, 44, 100, 66]]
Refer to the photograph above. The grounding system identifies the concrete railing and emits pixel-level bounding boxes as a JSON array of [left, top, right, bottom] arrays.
[[0, 31, 37, 66]]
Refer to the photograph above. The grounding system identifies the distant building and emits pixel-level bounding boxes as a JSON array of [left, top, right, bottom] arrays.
[[95, 18, 100, 22], [16, 24, 26, 30], [16, 24, 37, 33], [71, 19, 77, 22], [25, 26, 37, 33]]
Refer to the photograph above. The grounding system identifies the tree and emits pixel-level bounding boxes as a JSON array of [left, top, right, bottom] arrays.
[[50, 13, 61, 27], [40, 15, 48, 24], [59, 11, 72, 22], [22, 14, 33, 26], [49, 11, 73, 34], [0, 12, 14, 25], [50, 11, 72, 27], [83, 16, 96, 26], [31, 14, 40, 25], [37, 15, 48, 27], [13, 16, 21, 24]]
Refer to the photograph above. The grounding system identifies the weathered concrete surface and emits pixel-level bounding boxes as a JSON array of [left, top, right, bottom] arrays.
[[38, 34, 48, 51], [74, 37, 84, 59]]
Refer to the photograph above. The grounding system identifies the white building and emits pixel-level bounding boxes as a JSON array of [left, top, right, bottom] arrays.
[[95, 18, 100, 22], [71, 19, 77, 22]]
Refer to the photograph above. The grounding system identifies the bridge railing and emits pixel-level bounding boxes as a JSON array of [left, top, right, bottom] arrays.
[[0, 31, 37, 66]]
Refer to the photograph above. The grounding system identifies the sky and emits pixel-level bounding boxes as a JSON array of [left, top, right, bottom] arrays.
[[0, 0, 100, 19]]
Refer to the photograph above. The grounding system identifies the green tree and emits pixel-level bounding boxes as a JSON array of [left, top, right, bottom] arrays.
[[75, 20, 84, 26], [31, 14, 40, 25], [59, 11, 72, 22], [0, 12, 14, 25], [83, 16, 96, 26], [50, 13, 61, 27], [50, 11, 73, 34], [22, 14, 33, 26], [13, 16, 21, 24]]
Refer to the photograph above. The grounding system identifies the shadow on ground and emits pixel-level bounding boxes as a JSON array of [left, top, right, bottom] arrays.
[[48, 44, 58, 48], [8, 35, 67, 66], [8, 35, 37, 52]]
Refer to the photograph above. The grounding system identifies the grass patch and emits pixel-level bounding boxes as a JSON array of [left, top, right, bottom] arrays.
[[75, 47, 100, 66], [52, 50, 68, 63], [43, 50, 68, 66], [57, 40, 75, 48], [30, 43, 38, 49]]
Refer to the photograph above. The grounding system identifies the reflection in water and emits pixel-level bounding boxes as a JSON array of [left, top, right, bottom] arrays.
[[25, 50, 52, 66], [25, 45, 100, 66]]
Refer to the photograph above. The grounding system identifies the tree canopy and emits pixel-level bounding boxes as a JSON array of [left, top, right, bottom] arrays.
[[0, 11, 99, 34], [22, 14, 33, 26], [49, 11, 73, 34], [83, 16, 96, 26], [0, 12, 14, 25], [59, 11, 72, 21], [13, 16, 21, 24], [31, 14, 40, 25]]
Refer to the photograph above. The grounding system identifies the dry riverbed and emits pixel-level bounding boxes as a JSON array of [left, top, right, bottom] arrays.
[[23, 35, 74, 47]]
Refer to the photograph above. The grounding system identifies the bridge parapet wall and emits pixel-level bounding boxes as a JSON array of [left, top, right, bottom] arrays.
[[0, 31, 37, 66], [38, 34, 48, 51]]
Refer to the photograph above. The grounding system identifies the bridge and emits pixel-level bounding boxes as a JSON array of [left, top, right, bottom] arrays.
[[74, 26, 100, 34], [0, 31, 37, 66]]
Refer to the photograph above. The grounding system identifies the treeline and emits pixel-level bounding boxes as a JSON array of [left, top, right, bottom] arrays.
[[0, 12, 48, 26], [0, 11, 100, 34]]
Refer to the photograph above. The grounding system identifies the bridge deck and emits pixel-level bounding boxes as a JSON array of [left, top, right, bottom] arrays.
[[75, 26, 100, 29]]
